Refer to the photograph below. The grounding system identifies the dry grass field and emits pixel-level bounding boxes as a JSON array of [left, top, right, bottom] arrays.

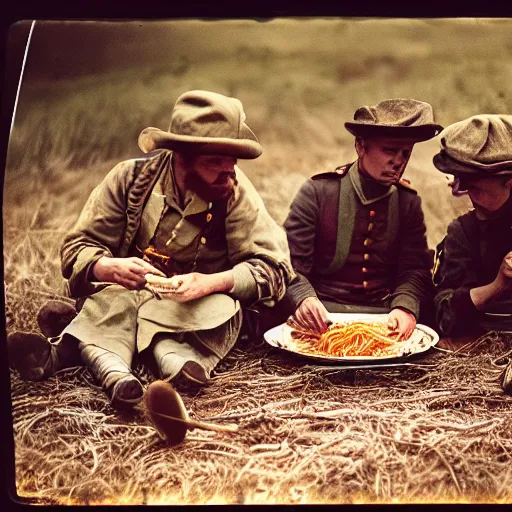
[[3, 18, 512, 505]]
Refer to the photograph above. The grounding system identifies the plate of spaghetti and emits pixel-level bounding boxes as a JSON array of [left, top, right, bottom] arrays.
[[263, 313, 439, 363]]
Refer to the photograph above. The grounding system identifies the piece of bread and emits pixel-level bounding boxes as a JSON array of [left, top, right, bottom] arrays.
[[145, 273, 175, 286]]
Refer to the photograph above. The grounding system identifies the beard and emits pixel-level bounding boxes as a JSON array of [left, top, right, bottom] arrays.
[[185, 169, 237, 202]]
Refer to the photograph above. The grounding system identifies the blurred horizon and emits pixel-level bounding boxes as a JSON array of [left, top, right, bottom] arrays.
[[7, 17, 512, 82], [4, 17, 512, 248]]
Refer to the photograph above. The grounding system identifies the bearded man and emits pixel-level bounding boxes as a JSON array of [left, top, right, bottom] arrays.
[[8, 90, 294, 409]]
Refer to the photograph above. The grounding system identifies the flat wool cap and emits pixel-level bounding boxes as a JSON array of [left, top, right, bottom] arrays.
[[433, 114, 512, 175]]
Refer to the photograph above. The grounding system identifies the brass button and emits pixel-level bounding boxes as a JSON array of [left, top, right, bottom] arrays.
[[367, 222, 374, 232], [369, 210, 376, 217], [363, 281, 368, 288], [200, 237, 207, 245], [362, 267, 368, 273], [206, 213, 213, 222], [364, 253, 370, 261], [364, 238, 372, 247]]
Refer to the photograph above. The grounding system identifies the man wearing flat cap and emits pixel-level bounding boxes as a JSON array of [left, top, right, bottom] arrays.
[[432, 114, 512, 392], [267, 99, 443, 339], [7, 90, 294, 409]]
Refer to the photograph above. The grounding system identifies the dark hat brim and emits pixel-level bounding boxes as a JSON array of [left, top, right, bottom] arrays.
[[433, 151, 512, 176], [138, 127, 262, 159], [344, 122, 443, 142]]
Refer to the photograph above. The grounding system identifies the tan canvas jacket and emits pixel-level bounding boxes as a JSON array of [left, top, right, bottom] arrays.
[[60, 149, 295, 308]]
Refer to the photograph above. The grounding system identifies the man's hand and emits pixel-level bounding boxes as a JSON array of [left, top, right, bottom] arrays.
[[496, 252, 512, 291], [471, 252, 512, 309], [387, 308, 416, 340], [92, 256, 165, 290], [151, 271, 234, 302], [290, 296, 331, 333]]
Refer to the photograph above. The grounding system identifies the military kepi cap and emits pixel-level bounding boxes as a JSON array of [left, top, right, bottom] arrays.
[[345, 98, 443, 142], [433, 114, 512, 175], [138, 90, 262, 159]]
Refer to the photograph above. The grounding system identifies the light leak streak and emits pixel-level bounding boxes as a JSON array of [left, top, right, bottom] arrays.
[[10, 20, 36, 140], [15, 486, 512, 506]]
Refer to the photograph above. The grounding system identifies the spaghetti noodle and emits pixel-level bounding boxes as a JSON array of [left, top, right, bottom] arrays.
[[290, 321, 403, 357]]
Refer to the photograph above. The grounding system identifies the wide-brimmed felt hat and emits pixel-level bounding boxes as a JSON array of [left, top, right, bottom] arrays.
[[344, 98, 443, 142], [433, 114, 512, 176], [138, 90, 262, 159]]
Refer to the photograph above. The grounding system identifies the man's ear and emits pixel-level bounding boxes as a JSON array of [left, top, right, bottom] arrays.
[[355, 137, 365, 158], [506, 176, 512, 190]]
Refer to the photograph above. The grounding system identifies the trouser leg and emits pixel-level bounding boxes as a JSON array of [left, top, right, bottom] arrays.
[[80, 343, 144, 410], [60, 285, 139, 368], [151, 309, 242, 385], [57, 285, 143, 409], [152, 334, 219, 385]]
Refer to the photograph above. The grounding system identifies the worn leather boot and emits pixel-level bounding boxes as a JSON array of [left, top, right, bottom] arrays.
[[37, 300, 77, 338], [152, 337, 209, 385], [80, 344, 144, 410], [501, 361, 512, 395], [7, 331, 81, 381]]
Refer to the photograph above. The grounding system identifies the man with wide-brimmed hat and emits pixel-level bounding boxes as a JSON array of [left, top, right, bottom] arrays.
[[432, 114, 512, 392], [7, 90, 294, 410], [264, 99, 443, 339]]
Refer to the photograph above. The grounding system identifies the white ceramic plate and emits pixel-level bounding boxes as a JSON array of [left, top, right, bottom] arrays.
[[263, 313, 439, 364]]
